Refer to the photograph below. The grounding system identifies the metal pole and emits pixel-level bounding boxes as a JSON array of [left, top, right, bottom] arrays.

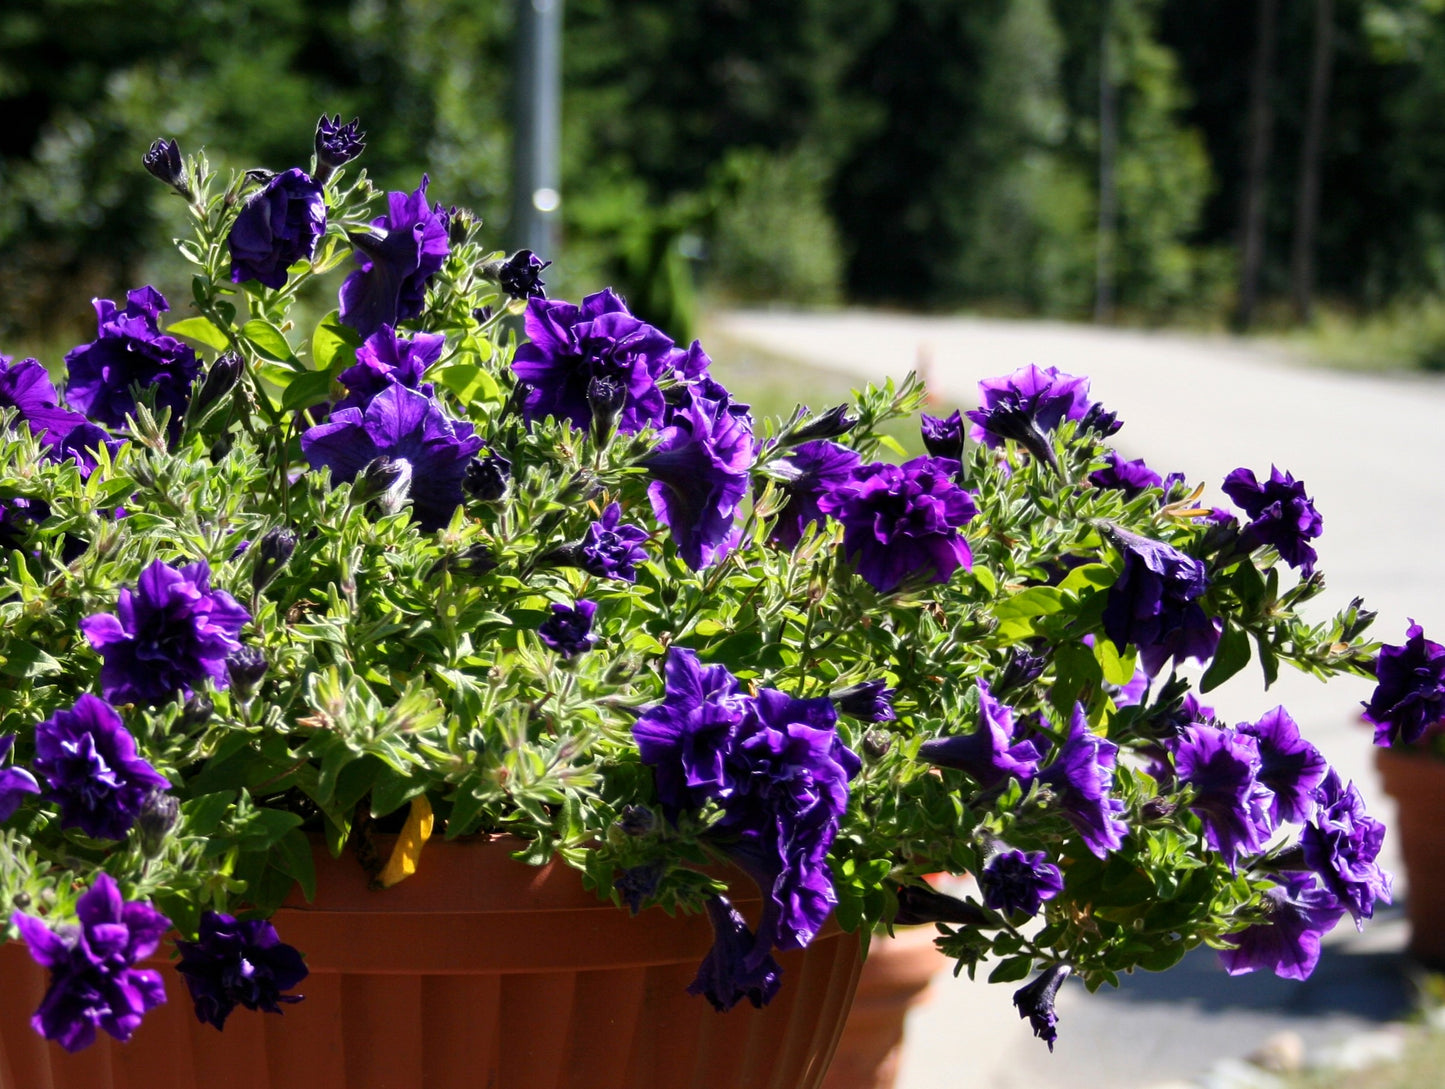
[[511, 0, 562, 259]]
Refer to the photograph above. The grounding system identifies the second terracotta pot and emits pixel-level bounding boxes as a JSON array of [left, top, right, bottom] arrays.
[[0, 837, 864, 1089], [1376, 746, 1445, 967]]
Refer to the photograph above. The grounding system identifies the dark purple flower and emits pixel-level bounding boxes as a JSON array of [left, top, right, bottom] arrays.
[[643, 380, 757, 570], [614, 862, 664, 915], [1038, 705, 1129, 858], [1237, 707, 1328, 825], [766, 440, 861, 552], [966, 365, 1092, 449], [63, 286, 200, 435], [32, 694, 169, 840], [788, 403, 856, 444], [334, 325, 444, 413], [0, 734, 39, 822], [688, 896, 782, 1012], [1301, 769, 1392, 927], [1089, 452, 1163, 499], [314, 114, 366, 183], [817, 456, 976, 594], [1222, 466, 1323, 577], [142, 137, 190, 198], [1079, 402, 1122, 437], [892, 883, 988, 926], [633, 647, 751, 815], [174, 910, 308, 1030], [920, 410, 964, 461], [338, 176, 450, 338], [995, 647, 1048, 698], [1013, 964, 1070, 1051], [1101, 526, 1219, 676], [81, 559, 250, 707], [578, 502, 650, 581], [1172, 724, 1273, 863], [15, 873, 170, 1052], [512, 289, 689, 434], [0, 355, 114, 476], [917, 680, 1043, 789], [497, 249, 551, 300], [1219, 874, 1346, 981], [302, 383, 484, 530], [833, 680, 895, 722], [538, 600, 599, 658], [1362, 622, 1445, 747], [228, 168, 327, 289], [981, 849, 1064, 917]]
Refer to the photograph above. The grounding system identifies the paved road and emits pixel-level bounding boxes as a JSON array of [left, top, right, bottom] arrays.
[[713, 310, 1437, 1089]]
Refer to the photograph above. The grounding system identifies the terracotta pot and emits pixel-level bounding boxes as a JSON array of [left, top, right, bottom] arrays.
[[820, 925, 942, 1089], [1376, 746, 1445, 967], [0, 837, 864, 1089]]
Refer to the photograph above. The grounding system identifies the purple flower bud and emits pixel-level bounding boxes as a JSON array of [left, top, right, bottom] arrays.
[[614, 862, 664, 915], [1079, 401, 1122, 437], [833, 680, 896, 722], [252, 526, 298, 595], [587, 374, 627, 445], [463, 451, 512, 503], [538, 600, 599, 658], [228, 168, 327, 290], [175, 911, 308, 1030], [891, 883, 988, 926], [617, 804, 656, 837], [142, 138, 191, 199], [919, 410, 965, 461], [1013, 964, 1070, 1051], [181, 694, 214, 730], [226, 645, 269, 699], [314, 114, 366, 184], [190, 351, 244, 423], [994, 647, 1047, 698], [981, 849, 1064, 917], [786, 403, 857, 445], [495, 249, 551, 300], [136, 789, 179, 858]]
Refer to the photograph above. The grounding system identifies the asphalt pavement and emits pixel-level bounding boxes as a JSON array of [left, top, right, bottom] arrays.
[[713, 309, 1437, 1089]]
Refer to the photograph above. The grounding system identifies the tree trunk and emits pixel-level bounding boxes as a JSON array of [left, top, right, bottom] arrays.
[[1234, 0, 1279, 331], [1291, 0, 1335, 324], [1095, 0, 1118, 324]]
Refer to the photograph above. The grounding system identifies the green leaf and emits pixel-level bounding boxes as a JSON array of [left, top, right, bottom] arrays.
[[434, 363, 501, 406], [1254, 631, 1280, 688], [993, 586, 1065, 621], [235, 807, 305, 850], [272, 827, 317, 902], [312, 311, 361, 372], [1057, 563, 1115, 596], [1200, 622, 1251, 693], [181, 791, 236, 837], [988, 954, 1034, 984], [166, 316, 231, 352], [1094, 637, 1137, 687], [281, 369, 338, 413], [0, 641, 62, 679], [242, 319, 301, 367]]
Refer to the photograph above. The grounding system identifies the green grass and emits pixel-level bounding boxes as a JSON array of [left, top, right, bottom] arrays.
[[1275, 297, 1445, 375], [1281, 1025, 1445, 1089]]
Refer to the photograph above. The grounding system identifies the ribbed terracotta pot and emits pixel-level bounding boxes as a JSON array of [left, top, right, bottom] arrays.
[[0, 837, 864, 1089], [1376, 747, 1445, 967]]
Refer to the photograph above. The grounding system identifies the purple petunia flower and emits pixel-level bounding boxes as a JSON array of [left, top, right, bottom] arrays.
[[1014, 964, 1070, 1051], [15, 873, 170, 1052], [688, 896, 783, 1012], [1362, 621, 1445, 747], [1038, 705, 1129, 858], [833, 680, 896, 722], [1236, 707, 1328, 826], [0, 734, 40, 822], [497, 249, 551, 300], [765, 440, 861, 552], [81, 560, 250, 707], [0, 355, 114, 477], [966, 365, 1092, 449], [174, 910, 308, 1030], [920, 410, 965, 461], [1101, 526, 1219, 676], [314, 114, 366, 183], [512, 289, 691, 434], [339, 176, 450, 338], [643, 379, 757, 570], [917, 680, 1043, 789], [537, 600, 599, 658], [1171, 724, 1274, 863], [1219, 874, 1346, 981], [1089, 451, 1163, 499], [333, 325, 444, 413], [1222, 466, 1323, 577], [63, 286, 200, 435], [228, 168, 327, 289], [981, 848, 1064, 918], [578, 502, 650, 581], [1301, 769, 1392, 928], [817, 455, 977, 594], [302, 383, 484, 530], [32, 694, 170, 841]]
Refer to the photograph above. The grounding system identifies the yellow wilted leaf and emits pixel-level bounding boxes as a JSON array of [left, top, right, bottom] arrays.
[[377, 795, 434, 888]]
